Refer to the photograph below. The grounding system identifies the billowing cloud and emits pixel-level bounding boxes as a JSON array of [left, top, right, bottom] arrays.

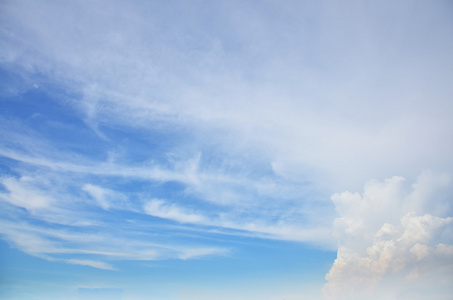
[[324, 173, 453, 299]]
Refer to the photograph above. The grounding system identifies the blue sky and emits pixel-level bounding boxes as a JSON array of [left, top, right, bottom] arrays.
[[1, 1, 453, 299]]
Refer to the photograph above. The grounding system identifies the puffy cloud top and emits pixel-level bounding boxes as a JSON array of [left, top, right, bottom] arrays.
[[324, 173, 453, 300]]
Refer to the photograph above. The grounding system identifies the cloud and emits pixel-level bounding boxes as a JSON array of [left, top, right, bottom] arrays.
[[144, 199, 206, 224], [0, 140, 336, 267], [177, 247, 228, 260], [82, 183, 129, 211], [0, 176, 54, 210], [0, 175, 232, 268], [141, 197, 333, 247], [82, 184, 111, 210], [324, 173, 453, 299], [2, 0, 453, 193], [66, 259, 116, 271], [0, 216, 229, 270], [0, 136, 335, 246]]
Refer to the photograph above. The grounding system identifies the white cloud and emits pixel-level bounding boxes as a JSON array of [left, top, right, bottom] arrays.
[[177, 247, 228, 260], [142, 197, 333, 247], [66, 259, 116, 271], [0, 217, 229, 270], [144, 199, 206, 224], [0, 151, 334, 249], [0, 129, 335, 244], [83, 184, 111, 210], [82, 183, 129, 211], [324, 173, 453, 300], [2, 0, 453, 194], [0, 176, 54, 210]]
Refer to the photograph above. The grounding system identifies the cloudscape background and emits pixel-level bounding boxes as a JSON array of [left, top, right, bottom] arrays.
[[1, 1, 453, 299]]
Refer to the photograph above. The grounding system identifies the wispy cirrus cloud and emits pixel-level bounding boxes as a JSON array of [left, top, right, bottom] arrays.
[[0, 176, 54, 210], [2, 0, 452, 194], [0, 126, 333, 247], [66, 259, 115, 271], [0, 215, 228, 270], [144, 199, 206, 224]]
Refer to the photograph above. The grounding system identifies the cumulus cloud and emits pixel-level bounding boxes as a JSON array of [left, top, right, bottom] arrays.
[[324, 173, 453, 300]]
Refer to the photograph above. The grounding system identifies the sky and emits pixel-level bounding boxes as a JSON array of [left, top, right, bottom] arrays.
[[0, 0, 453, 299]]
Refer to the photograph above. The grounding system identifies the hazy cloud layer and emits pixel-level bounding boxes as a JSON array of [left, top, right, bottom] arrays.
[[2, 0, 452, 191]]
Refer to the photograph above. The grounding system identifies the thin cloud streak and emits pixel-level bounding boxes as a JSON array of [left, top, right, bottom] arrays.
[[0, 218, 229, 270]]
